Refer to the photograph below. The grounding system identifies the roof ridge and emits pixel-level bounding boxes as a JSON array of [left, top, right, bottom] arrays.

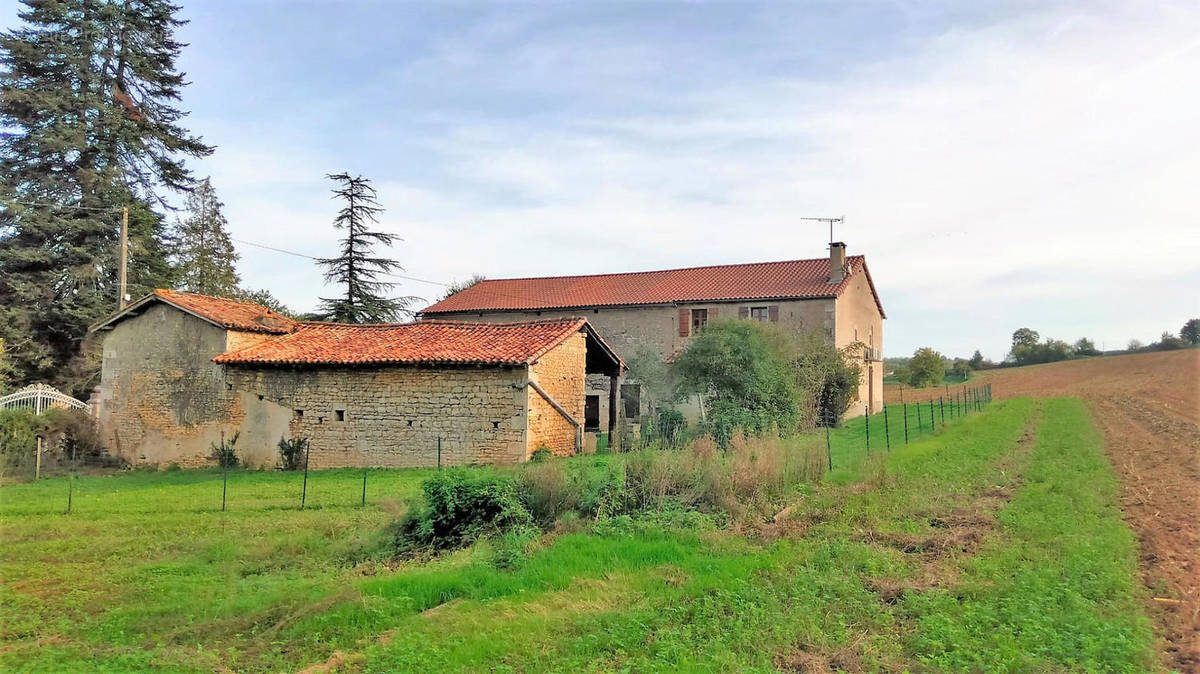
[[471, 256, 863, 284], [294, 317, 586, 329]]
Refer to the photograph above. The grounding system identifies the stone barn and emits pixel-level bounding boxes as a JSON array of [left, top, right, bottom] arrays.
[[91, 290, 622, 468]]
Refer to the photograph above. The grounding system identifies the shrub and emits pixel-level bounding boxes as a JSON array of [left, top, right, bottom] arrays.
[[656, 408, 686, 448], [950, 359, 972, 379], [277, 436, 309, 471], [397, 469, 533, 550], [1073, 338, 1100, 357], [674, 320, 801, 446], [907, 347, 945, 387], [529, 446, 552, 463], [0, 408, 104, 479], [210, 432, 240, 469]]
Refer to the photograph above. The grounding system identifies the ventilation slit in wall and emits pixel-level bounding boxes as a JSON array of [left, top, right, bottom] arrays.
[[493, 420, 500, 429], [335, 409, 345, 421], [295, 409, 304, 417]]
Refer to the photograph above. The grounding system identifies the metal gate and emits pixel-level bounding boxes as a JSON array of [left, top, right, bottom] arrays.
[[0, 383, 91, 415]]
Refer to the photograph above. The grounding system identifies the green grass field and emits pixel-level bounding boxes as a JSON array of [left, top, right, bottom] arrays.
[[0, 398, 1155, 672]]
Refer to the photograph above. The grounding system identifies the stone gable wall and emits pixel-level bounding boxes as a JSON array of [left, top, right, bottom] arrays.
[[834, 266, 885, 414], [527, 331, 587, 457], [97, 303, 245, 467]]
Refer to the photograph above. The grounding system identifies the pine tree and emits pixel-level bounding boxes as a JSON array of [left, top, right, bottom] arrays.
[[0, 0, 212, 389], [316, 173, 416, 323], [173, 178, 240, 296]]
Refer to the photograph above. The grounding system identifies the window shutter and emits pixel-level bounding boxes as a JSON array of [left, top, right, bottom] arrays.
[[679, 308, 689, 337], [738, 306, 749, 320], [709, 307, 717, 320], [769, 305, 780, 322]]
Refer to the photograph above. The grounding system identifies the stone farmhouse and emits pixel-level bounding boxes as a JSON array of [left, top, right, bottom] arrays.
[[419, 242, 885, 431], [90, 290, 622, 468]]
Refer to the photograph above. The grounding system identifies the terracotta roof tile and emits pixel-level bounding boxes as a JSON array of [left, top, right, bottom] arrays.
[[214, 318, 592, 367], [90, 289, 295, 334], [420, 256, 885, 317], [153, 289, 296, 333]]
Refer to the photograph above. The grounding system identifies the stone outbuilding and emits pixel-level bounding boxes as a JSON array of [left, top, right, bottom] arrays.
[[90, 290, 622, 468]]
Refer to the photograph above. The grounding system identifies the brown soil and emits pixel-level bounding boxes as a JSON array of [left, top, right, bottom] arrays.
[[963, 349, 1200, 671]]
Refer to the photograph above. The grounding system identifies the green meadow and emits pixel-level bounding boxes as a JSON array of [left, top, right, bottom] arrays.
[[0, 398, 1156, 672]]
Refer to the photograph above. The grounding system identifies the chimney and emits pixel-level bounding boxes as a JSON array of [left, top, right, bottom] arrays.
[[828, 241, 847, 283]]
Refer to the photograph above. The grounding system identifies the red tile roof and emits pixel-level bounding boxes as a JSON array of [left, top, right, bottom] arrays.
[[420, 256, 885, 318], [214, 318, 597, 367], [90, 289, 295, 334]]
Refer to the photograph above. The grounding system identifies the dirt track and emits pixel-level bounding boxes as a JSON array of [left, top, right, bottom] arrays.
[[972, 351, 1199, 671]]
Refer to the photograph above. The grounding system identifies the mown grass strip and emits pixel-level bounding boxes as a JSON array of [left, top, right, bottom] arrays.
[[902, 397, 1156, 671]]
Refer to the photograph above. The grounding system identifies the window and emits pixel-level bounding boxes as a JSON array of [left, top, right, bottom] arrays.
[[335, 409, 345, 421], [750, 306, 770, 322], [691, 308, 708, 333], [620, 384, 640, 421]]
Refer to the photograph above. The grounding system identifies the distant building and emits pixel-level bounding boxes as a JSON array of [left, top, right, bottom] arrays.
[[419, 242, 885, 430], [90, 290, 621, 468]]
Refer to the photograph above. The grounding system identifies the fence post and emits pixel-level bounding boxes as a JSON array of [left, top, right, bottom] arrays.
[[34, 435, 42, 481], [864, 405, 870, 453], [917, 399, 924, 432], [929, 399, 935, 430], [903, 402, 909, 443], [437, 436, 442, 469], [883, 404, 891, 450], [301, 442, 311, 509], [824, 409, 832, 471], [939, 396, 945, 424], [221, 430, 228, 512], [66, 442, 77, 514], [361, 465, 368, 507]]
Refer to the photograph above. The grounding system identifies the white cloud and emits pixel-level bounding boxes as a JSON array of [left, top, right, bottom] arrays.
[[190, 1, 1199, 358]]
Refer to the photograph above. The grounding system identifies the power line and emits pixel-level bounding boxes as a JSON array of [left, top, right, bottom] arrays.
[[231, 237, 452, 288]]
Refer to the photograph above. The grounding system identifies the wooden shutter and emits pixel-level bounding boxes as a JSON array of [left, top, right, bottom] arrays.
[[769, 305, 780, 322], [679, 308, 689, 337], [738, 306, 749, 320], [709, 307, 717, 320]]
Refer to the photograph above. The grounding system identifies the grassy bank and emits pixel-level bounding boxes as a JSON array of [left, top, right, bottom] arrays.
[[0, 398, 1154, 672]]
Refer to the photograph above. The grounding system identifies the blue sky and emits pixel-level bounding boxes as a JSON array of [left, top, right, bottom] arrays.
[[4, 1, 1198, 359]]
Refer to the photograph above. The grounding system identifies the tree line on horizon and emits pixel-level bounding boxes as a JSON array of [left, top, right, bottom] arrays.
[[889, 319, 1200, 388], [0, 1, 414, 396]]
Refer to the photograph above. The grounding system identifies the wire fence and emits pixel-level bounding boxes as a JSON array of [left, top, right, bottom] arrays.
[[823, 382, 994, 471], [5, 384, 996, 516]]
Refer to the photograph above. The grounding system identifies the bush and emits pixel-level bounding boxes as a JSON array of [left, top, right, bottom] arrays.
[[529, 446, 552, 463], [210, 432, 239, 469], [277, 436, 309, 471], [907, 347, 945, 387], [674, 321, 801, 446], [397, 469, 533, 550], [950, 359, 972, 379], [0, 408, 104, 479]]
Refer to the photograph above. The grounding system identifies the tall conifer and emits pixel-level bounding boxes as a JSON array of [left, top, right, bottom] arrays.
[[0, 0, 212, 389], [173, 178, 240, 296], [316, 173, 416, 323]]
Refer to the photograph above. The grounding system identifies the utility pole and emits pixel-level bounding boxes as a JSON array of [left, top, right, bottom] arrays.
[[119, 206, 129, 309]]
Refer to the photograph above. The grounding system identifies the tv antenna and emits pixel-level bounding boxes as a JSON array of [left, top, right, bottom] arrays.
[[800, 216, 844, 244]]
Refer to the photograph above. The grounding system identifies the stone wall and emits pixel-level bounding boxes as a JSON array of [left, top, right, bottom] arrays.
[[97, 303, 244, 467], [834, 264, 885, 415], [428, 298, 835, 425], [226, 365, 530, 468], [527, 331, 586, 457]]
